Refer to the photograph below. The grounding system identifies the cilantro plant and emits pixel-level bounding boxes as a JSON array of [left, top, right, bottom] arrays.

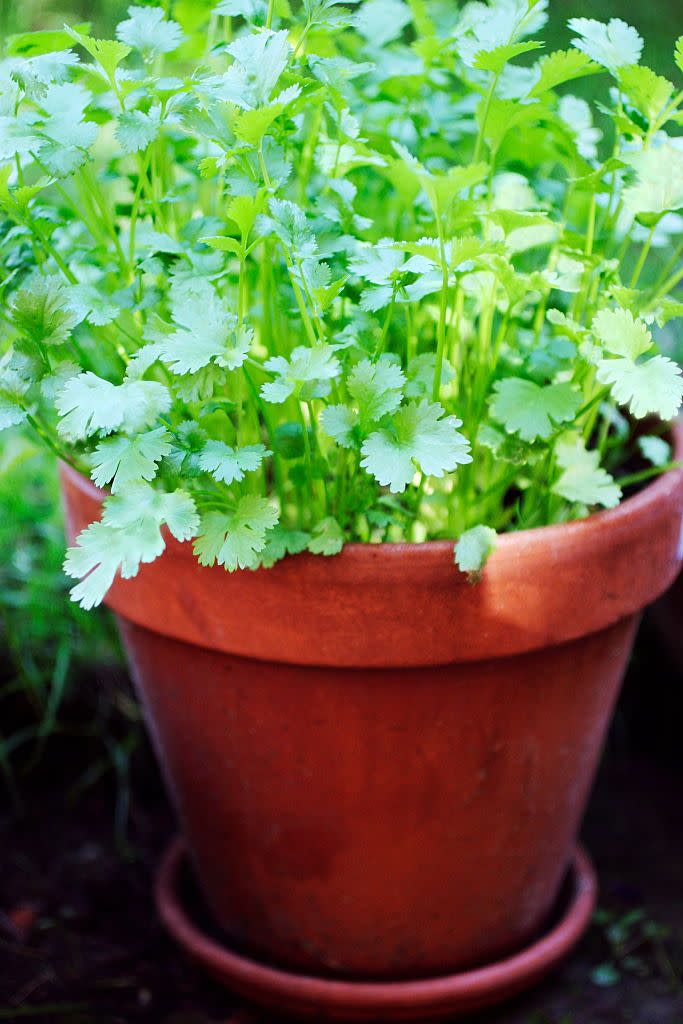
[[1, 1, 682, 606]]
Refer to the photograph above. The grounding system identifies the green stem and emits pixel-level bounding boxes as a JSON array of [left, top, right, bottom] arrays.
[[629, 222, 657, 289], [617, 461, 682, 490]]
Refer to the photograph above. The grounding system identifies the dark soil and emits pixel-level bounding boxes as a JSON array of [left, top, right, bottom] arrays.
[[1, 613, 682, 1024]]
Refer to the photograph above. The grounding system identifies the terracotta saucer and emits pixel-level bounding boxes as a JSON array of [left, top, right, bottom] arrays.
[[156, 837, 597, 1021]]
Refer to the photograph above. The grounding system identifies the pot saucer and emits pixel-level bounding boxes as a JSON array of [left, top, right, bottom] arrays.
[[156, 837, 597, 1022]]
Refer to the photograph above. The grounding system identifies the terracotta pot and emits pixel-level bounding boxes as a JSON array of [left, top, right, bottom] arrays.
[[59, 426, 683, 984]]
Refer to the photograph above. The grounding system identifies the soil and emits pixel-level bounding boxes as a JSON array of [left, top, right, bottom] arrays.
[[1, 613, 682, 1024]]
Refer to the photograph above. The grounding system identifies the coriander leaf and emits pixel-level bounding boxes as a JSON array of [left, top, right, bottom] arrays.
[[405, 353, 455, 399], [10, 276, 81, 346], [116, 104, 163, 153], [618, 65, 674, 124], [474, 41, 543, 76], [360, 400, 471, 493], [490, 379, 582, 441], [0, 365, 29, 430], [553, 436, 622, 508], [64, 282, 119, 327], [37, 82, 98, 176], [321, 404, 358, 447], [597, 355, 683, 420], [591, 308, 653, 358], [65, 484, 199, 608], [455, 0, 549, 68], [219, 29, 291, 109], [353, 0, 411, 48], [676, 36, 683, 75], [261, 345, 341, 403], [90, 427, 171, 492], [347, 355, 405, 423], [258, 526, 310, 568], [64, 27, 131, 82], [623, 144, 683, 220], [194, 496, 279, 570], [568, 17, 643, 75], [639, 435, 671, 467], [527, 48, 602, 97], [116, 5, 185, 61], [56, 372, 171, 440], [308, 516, 344, 555], [160, 291, 250, 374], [198, 440, 270, 484], [454, 525, 497, 577]]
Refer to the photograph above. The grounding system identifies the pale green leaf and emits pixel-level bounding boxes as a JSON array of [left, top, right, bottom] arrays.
[[553, 436, 622, 508], [360, 400, 471, 493], [116, 6, 185, 60], [597, 355, 683, 420], [568, 17, 643, 75], [527, 48, 602, 97], [591, 308, 653, 358], [454, 525, 497, 577], [308, 516, 344, 555], [639, 435, 671, 467], [56, 372, 171, 440], [490, 379, 581, 441], [90, 427, 171, 492], [194, 496, 279, 570], [198, 440, 270, 484]]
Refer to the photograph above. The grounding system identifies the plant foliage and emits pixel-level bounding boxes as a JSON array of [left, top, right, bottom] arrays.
[[0, 2, 681, 603]]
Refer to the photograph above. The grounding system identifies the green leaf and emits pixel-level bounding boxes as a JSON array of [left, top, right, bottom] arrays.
[[7, 26, 90, 58], [232, 89, 300, 146], [261, 345, 341, 403], [675, 36, 683, 74], [65, 484, 199, 608], [553, 436, 622, 509], [64, 26, 131, 81], [639, 435, 671, 467], [454, 525, 497, 578], [115, 105, 163, 153], [227, 192, 266, 239], [347, 356, 405, 424], [568, 17, 643, 75], [623, 143, 683, 220], [116, 5, 185, 61], [198, 440, 270, 484], [194, 496, 279, 570], [0, 364, 29, 431], [618, 65, 674, 124], [65, 282, 119, 327], [308, 516, 344, 555], [491, 379, 582, 442], [597, 355, 683, 420], [321, 404, 358, 448], [473, 41, 543, 76], [591, 308, 653, 359], [160, 291, 250, 375], [527, 48, 602, 97], [258, 526, 310, 568], [90, 427, 171, 492], [219, 29, 291, 108], [56, 372, 171, 440], [10, 276, 81, 347], [353, 0, 411, 48], [360, 400, 471, 493]]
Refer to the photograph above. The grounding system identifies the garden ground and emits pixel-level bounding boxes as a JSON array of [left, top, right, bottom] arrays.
[[1, 613, 682, 1024]]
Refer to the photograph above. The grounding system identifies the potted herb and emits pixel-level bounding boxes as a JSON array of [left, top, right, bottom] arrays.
[[1, 2, 682, 1017]]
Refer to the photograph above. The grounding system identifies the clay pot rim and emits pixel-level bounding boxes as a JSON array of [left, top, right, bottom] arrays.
[[62, 420, 683, 568], [155, 836, 597, 1020]]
